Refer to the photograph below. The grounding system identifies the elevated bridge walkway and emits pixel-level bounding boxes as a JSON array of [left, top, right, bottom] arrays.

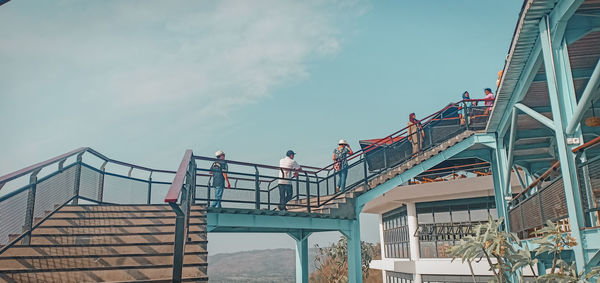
[[0, 100, 497, 282]]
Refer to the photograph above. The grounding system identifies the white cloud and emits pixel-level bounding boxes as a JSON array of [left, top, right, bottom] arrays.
[[0, 0, 368, 173]]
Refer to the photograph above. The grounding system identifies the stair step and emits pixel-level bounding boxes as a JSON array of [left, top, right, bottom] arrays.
[[0, 253, 206, 271], [0, 242, 207, 258], [39, 217, 205, 227], [59, 204, 206, 212], [32, 224, 205, 235], [0, 266, 207, 282], [22, 231, 206, 245], [52, 210, 205, 218]]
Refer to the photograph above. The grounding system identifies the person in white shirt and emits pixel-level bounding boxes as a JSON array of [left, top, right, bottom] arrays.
[[278, 150, 301, 210]]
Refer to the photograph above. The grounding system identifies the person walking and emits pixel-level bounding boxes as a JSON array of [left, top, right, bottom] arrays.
[[407, 113, 425, 155], [210, 150, 231, 208], [458, 91, 474, 125], [278, 150, 301, 211], [483, 88, 496, 115], [333, 139, 353, 193]]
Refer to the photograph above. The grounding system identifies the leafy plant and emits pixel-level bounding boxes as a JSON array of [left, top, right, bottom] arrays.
[[447, 215, 537, 282], [312, 236, 378, 283], [448, 217, 600, 283]]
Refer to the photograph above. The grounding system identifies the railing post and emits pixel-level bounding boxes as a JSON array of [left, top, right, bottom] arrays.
[[362, 157, 369, 189], [255, 166, 260, 210], [22, 169, 41, 245], [147, 172, 153, 205], [305, 173, 311, 213], [72, 152, 84, 205], [295, 175, 300, 201], [97, 161, 107, 203], [170, 203, 185, 283], [315, 173, 320, 207]]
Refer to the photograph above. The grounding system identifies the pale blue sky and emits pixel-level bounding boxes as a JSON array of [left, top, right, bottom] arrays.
[[0, 0, 522, 254]]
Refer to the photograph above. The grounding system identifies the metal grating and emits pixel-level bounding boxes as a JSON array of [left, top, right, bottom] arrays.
[[540, 178, 568, 222], [33, 166, 77, 224], [0, 188, 29, 245], [78, 165, 101, 201]]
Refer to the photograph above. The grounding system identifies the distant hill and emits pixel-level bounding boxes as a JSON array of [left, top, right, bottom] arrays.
[[208, 248, 318, 283]]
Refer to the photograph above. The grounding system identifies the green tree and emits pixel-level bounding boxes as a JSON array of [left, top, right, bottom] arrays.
[[312, 236, 378, 283]]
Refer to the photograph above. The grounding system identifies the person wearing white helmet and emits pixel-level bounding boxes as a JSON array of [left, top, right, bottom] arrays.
[[209, 150, 230, 208], [333, 139, 353, 193]]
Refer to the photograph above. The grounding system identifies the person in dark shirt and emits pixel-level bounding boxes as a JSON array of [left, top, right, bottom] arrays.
[[333, 139, 353, 193], [210, 150, 230, 208]]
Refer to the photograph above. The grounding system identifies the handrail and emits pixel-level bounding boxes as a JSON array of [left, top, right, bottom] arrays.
[[314, 99, 492, 174], [0, 147, 176, 191], [511, 136, 600, 203], [165, 150, 193, 203], [193, 155, 320, 175], [86, 148, 176, 174], [0, 147, 87, 186], [511, 161, 560, 202], [572, 135, 600, 153]]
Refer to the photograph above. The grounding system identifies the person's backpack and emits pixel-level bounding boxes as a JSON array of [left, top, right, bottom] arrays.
[[210, 162, 223, 186]]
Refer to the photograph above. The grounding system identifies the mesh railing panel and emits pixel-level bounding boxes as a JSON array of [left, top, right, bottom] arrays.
[[509, 206, 522, 235], [149, 183, 170, 204], [0, 188, 29, 245], [33, 166, 77, 224], [521, 194, 542, 231], [540, 178, 567, 222], [102, 174, 148, 204], [79, 165, 101, 201], [578, 155, 600, 213]]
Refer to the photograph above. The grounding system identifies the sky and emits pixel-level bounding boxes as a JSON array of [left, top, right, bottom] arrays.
[[0, 0, 523, 254]]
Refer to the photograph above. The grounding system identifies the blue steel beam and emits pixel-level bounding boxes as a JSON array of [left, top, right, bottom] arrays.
[[356, 133, 495, 209], [450, 148, 493, 162], [206, 212, 353, 234], [495, 41, 543, 138], [565, 14, 600, 44], [532, 68, 595, 83], [566, 57, 600, 134], [503, 109, 518, 196], [491, 147, 509, 226], [514, 103, 556, 130], [548, 0, 584, 45], [540, 15, 586, 271]]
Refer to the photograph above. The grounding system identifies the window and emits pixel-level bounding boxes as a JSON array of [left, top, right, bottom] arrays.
[[387, 271, 414, 283], [382, 206, 410, 258], [416, 197, 498, 258]]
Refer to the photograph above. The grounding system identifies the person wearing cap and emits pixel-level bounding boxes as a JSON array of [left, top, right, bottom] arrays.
[[333, 139, 353, 193], [407, 113, 425, 155], [209, 150, 230, 208], [278, 150, 301, 211], [483, 88, 495, 115]]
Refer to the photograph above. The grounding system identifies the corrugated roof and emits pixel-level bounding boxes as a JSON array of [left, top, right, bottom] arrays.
[[486, 0, 559, 132]]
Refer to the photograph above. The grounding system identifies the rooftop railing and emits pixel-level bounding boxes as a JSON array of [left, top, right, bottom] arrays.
[[0, 147, 176, 252]]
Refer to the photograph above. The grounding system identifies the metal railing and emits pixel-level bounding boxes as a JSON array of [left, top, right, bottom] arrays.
[[0, 147, 176, 252], [164, 150, 195, 283], [507, 136, 600, 238], [161, 99, 493, 216]]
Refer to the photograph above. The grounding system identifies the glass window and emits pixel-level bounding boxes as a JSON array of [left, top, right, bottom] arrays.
[[383, 205, 410, 258]]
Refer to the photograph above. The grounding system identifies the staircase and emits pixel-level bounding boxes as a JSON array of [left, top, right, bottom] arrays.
[[288, 130, 477, 217], [0, 204, 208, 282]]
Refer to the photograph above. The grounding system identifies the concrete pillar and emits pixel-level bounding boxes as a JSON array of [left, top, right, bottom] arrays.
[[406, 202, 422, 283]]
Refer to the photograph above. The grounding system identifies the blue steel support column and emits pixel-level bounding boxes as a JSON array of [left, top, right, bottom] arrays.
[[344, 218, 362, 283], [491, 145, 509, 230], [288, 231, 311, 283], [539, 16, 586, 271]]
